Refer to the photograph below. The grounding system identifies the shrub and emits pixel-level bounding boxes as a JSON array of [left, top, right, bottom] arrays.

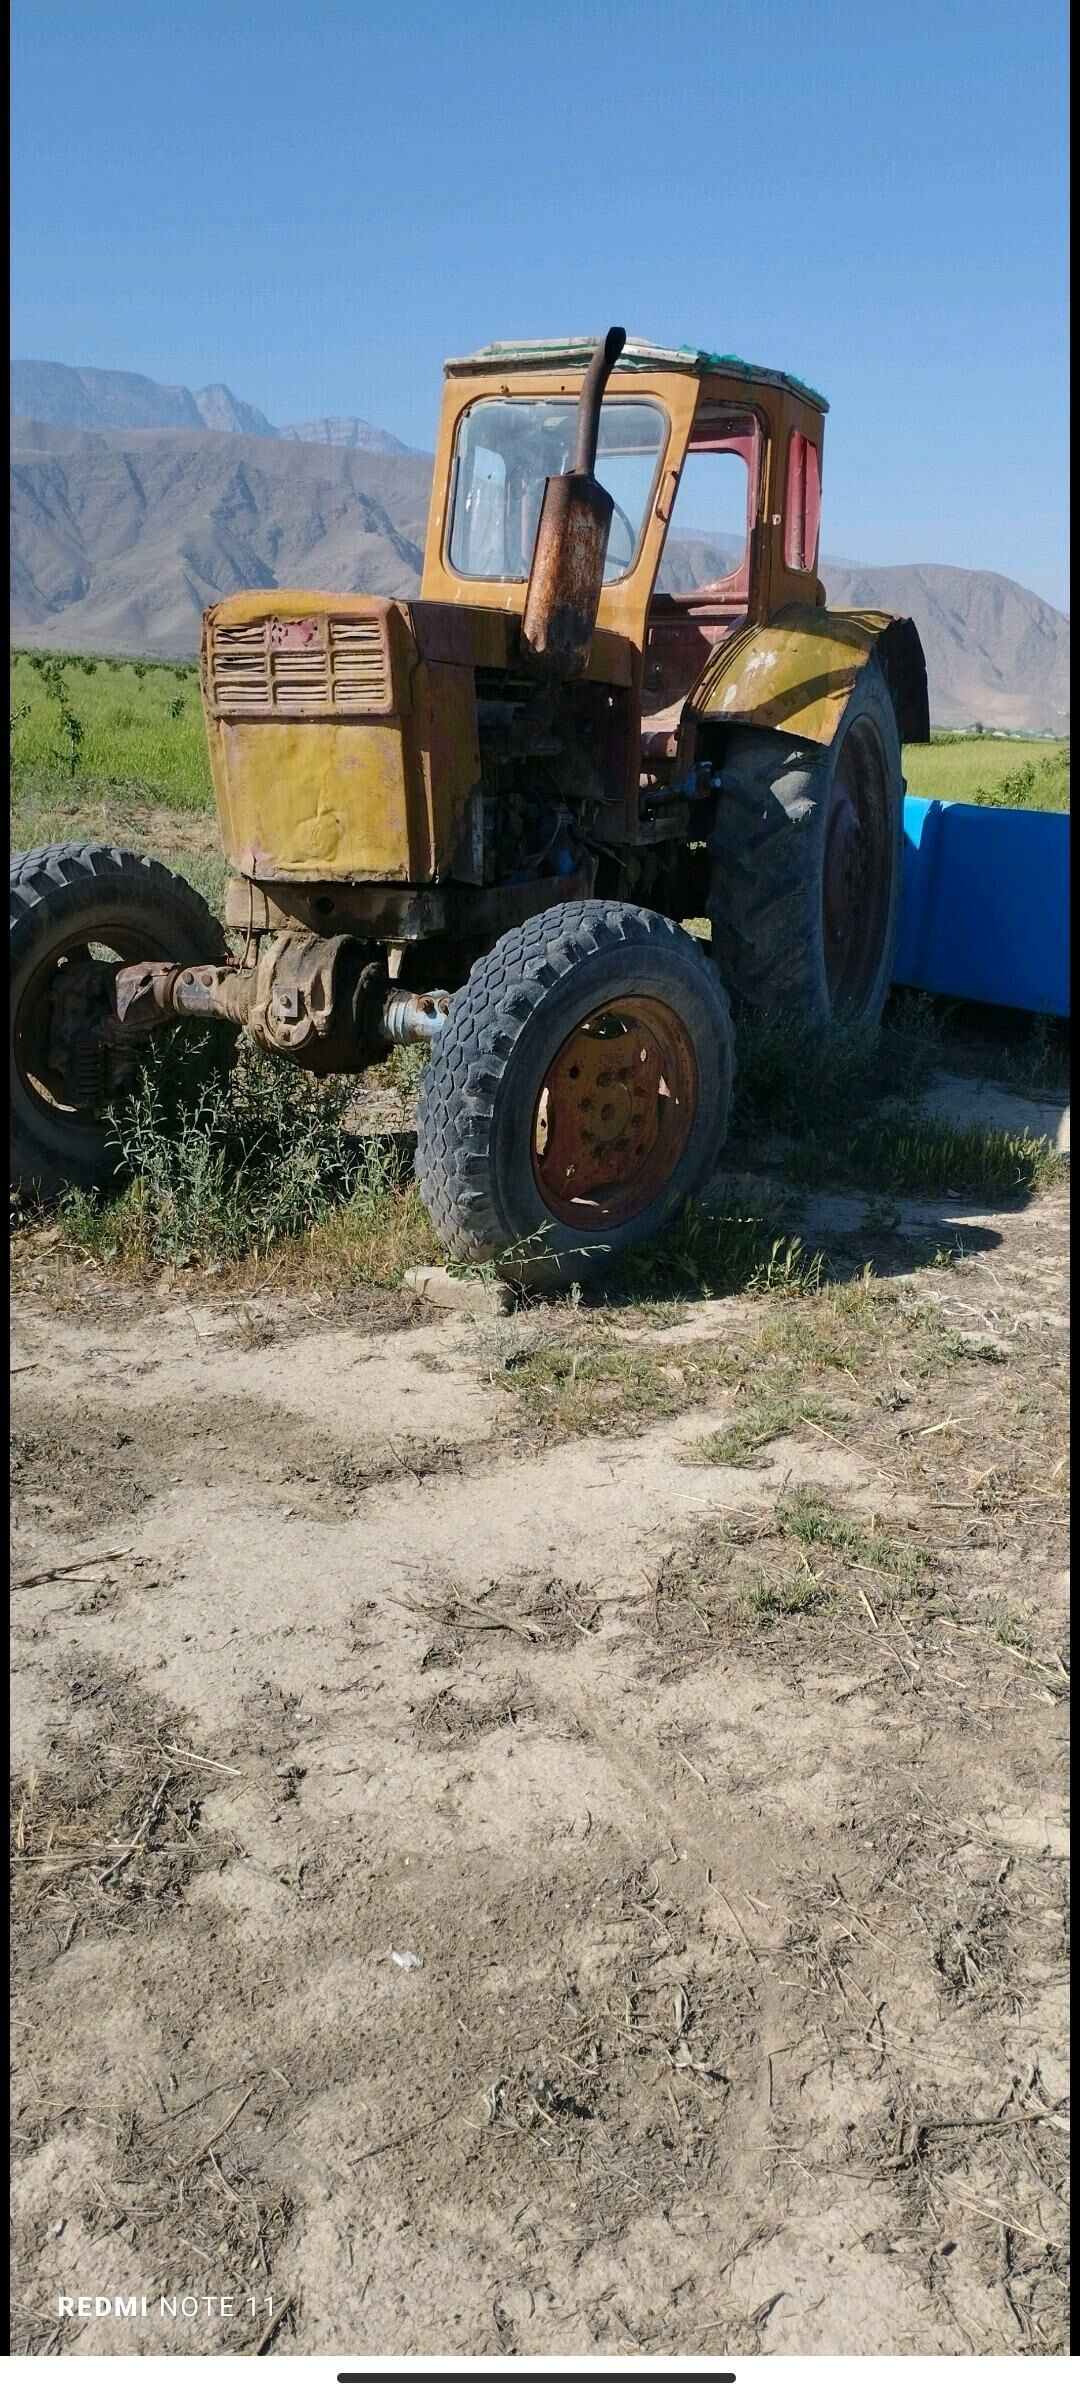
[[61, 1036, 420, 1272]]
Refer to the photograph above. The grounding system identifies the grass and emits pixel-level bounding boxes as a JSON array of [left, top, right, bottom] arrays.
[[934, 1326, 1009, 1364], [491, 1329, 733, 1439], [10, 776, 228, 914], [613, 1204, 821, 1301], [728, 989, 942, 1142], [492, 1258, 994, 1450], [963, 1011, 1071, 1103], [649, 1483, 942, 1650], [786, 1109, 1067, 1201], [11, 653, 1067, 820], [774, 1489, 932, 1595], [696, 1384, 849, 1467], [903, 735, 1069, 812], [11, 649, 213, 811], [11, 648, 225, 911], [745, 1564, 831, 1618], [673, 1261, 1063, 1478], [57, 1037, 439, 1287]]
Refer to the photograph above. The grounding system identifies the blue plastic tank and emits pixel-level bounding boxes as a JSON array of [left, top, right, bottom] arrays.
[[895, 797, 1070, 1018]]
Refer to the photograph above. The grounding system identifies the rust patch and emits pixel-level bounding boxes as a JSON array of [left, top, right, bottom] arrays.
[[521, 472, 615, 679], [533, 994, 698, 1228]]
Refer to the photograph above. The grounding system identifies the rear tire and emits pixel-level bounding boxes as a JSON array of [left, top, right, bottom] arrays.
[[10, 843, 229, 1201], [708, 658, 904, 1028], [415, 899, 735, 1288]]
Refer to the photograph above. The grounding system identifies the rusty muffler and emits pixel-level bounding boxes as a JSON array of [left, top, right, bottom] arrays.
[[520, 324, 626, 678]]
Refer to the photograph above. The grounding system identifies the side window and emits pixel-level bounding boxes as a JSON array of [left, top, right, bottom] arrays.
[[655, 419, 757, 595], [784, 432, 822, 572], [452, 443, 508, 577]]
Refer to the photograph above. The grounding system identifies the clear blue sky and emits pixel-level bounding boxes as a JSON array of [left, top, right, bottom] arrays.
[[11, 0, 1069, 607]]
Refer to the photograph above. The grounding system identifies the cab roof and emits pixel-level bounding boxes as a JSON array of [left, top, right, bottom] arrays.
[[444, 334, 828, 413]]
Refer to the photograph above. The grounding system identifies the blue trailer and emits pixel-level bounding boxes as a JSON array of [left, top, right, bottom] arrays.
[[895, 797, 1070, 1018]]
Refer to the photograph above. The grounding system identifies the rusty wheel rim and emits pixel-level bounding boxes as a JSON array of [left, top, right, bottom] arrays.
[[532, 995, 698, 1230], [822, 718, 893, 1012]]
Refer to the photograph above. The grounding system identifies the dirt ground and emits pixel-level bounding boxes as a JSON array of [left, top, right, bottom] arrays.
[[9, 1153, 1070, 2359]]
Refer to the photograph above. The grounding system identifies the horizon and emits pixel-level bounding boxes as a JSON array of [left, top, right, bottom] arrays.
[[11, 0, 1069, 609], [8, 367, 1070, 615]]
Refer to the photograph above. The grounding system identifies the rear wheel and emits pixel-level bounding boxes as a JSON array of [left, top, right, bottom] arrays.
[[10, 843, 229, 1201], [415, 899, 735, 1287], [707, 658, 904, 1027]]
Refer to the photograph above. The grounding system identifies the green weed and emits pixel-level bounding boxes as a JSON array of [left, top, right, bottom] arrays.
[[60, 1037, 436, 1282], [616, 1201, 821, 1300], [8, 776, 227, 914], [697, 1382, 848, 1467], [934, 1327, 1009, 1364], [727, 994, 941, 1143], [787, 1110, 1066, 1199], [971, 755, 1070, 812], [495, 1332, 735, 1438], [774, 1489, 932, 1592], [985, 1600, 1033, 1651], [746, 1565, 833, 1618]]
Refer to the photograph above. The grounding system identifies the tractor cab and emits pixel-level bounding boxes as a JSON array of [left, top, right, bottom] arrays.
[[423, 336, 830, 794]]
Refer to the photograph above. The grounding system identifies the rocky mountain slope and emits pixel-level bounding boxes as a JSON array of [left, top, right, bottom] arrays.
[[9, 414, 1069, 730], [274, 416, 417, 453], [10, 420, 431, 658], [11, 360, 415, 455]]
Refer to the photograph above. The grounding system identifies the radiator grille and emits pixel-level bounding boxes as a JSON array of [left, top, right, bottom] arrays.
[[329, 617, 393, 709], [209, 622, 268, 711], [207, 613, 392, 715]]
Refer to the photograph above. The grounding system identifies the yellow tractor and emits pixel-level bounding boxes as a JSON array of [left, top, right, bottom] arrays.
[[10, 327, 928, 1282]]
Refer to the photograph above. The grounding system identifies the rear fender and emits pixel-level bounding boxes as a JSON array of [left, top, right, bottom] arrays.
[[689, 604, 930, 747]]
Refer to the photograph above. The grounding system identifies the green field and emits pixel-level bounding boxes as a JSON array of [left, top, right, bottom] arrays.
[[10, 649, 213, 809], [9, 651, 1070, 886], [10, 650, 222, 908], [904, 733, 1070, 809]]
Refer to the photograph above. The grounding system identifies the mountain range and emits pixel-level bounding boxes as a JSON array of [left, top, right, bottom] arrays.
[[9, 362, 1070, 733], [10, 359, 416, 454]]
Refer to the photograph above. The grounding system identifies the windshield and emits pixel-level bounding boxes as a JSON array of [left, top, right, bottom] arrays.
[[447, 396, 667, 583]]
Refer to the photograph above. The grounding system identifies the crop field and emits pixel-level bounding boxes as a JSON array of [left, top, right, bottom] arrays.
[[8, 648, 1071, 2360], [903, 737, 1070, 813], [10, 651, 212, 808]]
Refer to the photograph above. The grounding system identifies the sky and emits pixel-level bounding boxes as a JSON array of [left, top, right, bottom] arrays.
[[10, 0, 1070, 608]]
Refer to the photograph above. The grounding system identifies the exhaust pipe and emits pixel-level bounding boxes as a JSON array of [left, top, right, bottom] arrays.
[[521, 325, 626, 679]]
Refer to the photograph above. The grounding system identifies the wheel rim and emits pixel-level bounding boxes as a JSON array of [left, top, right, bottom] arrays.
[[822, 718, 893, 1012], [12, 925, 151, 1136], [531, 995, 698, 1230]]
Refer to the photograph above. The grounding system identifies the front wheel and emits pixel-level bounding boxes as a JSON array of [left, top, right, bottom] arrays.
[[415, 900, 735, 1287]]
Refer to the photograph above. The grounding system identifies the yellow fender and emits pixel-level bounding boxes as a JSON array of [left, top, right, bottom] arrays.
[[690, 604, 930, 747]]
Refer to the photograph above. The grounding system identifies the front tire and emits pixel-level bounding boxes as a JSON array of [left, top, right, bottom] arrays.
[[10, 843, 229, 1201], [708, 658, 904, 1028], [415, 900, 735, 1287]]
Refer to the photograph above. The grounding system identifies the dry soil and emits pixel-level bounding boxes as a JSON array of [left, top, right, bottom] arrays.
[[9, 1175, 1070, 2360]]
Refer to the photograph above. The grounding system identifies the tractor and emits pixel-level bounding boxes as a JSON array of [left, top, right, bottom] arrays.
[[10, 327, 929, 1282]]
